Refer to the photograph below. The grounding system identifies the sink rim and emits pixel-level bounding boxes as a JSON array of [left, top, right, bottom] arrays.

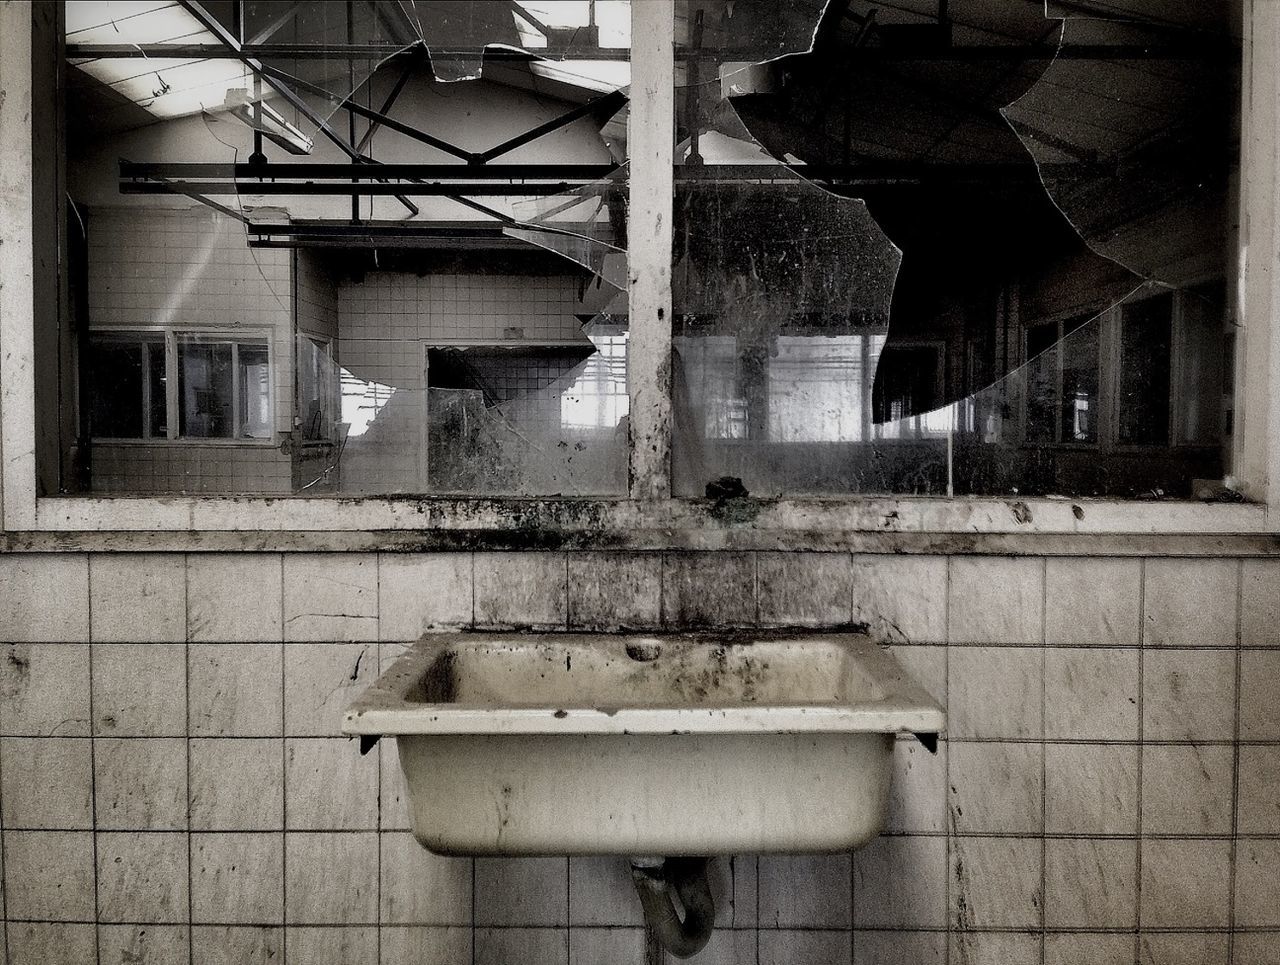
[[342, 631, 945, 737]]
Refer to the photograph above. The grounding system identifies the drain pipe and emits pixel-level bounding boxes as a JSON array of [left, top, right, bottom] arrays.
[[630, 857, 716, 959]]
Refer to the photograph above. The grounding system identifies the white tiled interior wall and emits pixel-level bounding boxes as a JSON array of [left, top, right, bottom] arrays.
[[1, 550, 1278, 965], [86, 208, 293, 494]]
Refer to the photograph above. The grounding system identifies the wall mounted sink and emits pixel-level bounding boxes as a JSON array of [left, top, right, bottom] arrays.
[[343, 631, 944, 856]]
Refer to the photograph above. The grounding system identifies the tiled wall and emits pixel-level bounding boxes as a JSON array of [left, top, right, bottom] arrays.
[[1, 551, 1277, 965]]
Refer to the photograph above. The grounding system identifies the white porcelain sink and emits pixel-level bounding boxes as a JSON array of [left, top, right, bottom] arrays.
[[343, 632, 944, 856]]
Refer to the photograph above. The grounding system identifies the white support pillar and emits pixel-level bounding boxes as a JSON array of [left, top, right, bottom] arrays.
[[0, 2, 38, 530], [627, 0, 675, 500]]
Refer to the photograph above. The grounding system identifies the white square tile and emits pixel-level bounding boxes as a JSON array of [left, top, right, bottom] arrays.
[[949, 557, 1043, 644], [1142, 650, 1236, 740], [1139, 933, 1229, 965], [1043, 648, 1139, 740], [188, 554, 283, 642], [379, 832, 473, 926], [96, 831, 189, 923], [475, 856, 568, 926], [92, 643, 187, 736], [1143, 558, 1237, 647], [1045, 557, 1140, 646], [1139, 839, 1230, 928], [567, 928, 644, 965], [1240, 649, 1280, 739], [190, 926, 281, 965], [948, 741, 1042, 833], [1043, 839, 1137, 928], [283, 643, 377, 736], [98, 924, 189, 965], [285, 737, 378, 829], [0, 737, 92, 828], [1241, 559, 1280, 646], [756, 553, 853, 627], [948, 934, 1042, 965], [1044, 744, 1138, 834], [379, 744, 412, 831], [474, 553, 568, 629], [189, 738, 284, 831], [567, 856, 645, 926], [758, 854, 850, 928], [284, 926, 377, 965], [188, 644, 283, 737], [474, 928, 566, 965], [1141, 744, 1234, 834], [853, 931, 945, 965], [90, 554, 187, 643], [884, 644, 946, 710], [380, 926, 472, 965], [285, 832, 378, 924], [7, 923, 97, 965], [851, 555, 948, 644], [853, 835, 947, 928], [3, 830, 96, 920], [759, 930, 851, 965], [885, 738, 947, 833], [1045, 933, 1135, 965], [0, 643, 91, 736], [191, 832, 284, 924], [1234, 838, 1280, 927], [0, 554, 89, 642], [378, 553, 473, 637], [948, 836, 1042, 929], [1237, 745, 1280, 833], [95, 737, 188, 830], [567, 553, 662, 630], [948, 646, 1042, 739], [283, 554, 378, 641]]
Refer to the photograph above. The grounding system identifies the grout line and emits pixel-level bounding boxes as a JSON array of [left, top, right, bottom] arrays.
[[1227, 558, 1244, 965], [1134, 557, 1147, 961]]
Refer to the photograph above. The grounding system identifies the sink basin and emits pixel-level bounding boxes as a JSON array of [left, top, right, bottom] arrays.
[[343, 632, 944, 856]]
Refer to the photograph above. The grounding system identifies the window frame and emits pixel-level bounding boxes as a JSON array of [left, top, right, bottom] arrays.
[[0, 1, 1276, 537]]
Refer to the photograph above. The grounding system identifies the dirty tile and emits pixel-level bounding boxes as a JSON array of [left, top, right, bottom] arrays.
[[685, 927, 757, 965], [568, 856, 645, 926], [948, 741, 1042, 834], [90, 553, 187, 642], [710, 854, 757, 928], [95, 737, 188, 830], [188, 643, 283, 737], [886, 737, 947, 833], [758, 853, 851, 928], [378, 552, 473, 637], [1239, 649, 1280, 739], [0, 736, 93, 828], [0, 643, 91, 736], [282, 554, 378, 641], [381, 926, 473, 965], [947, 646, 1042, 739], [474, 928, 567, 965], [0, 554, 89, 642], [98, 925, 190, 965], [286, 831, 378, 924], [380, 832, 472, 925], [380, 745, 412, 831], [191, 926, 282, 965], [1241, 559, 1280, 646], [567, 928, 644, 965], [1141, 744, 1234, 834], [1139, 933, 1229, 965], [1139, 839, 1231, 928], [948, 557, 1043, 645], [756, 552, 853, 627], [1237, 745, 1280, 833], [1143, 558, 1238, 647], [285, 926, 377, 965], [1043, 839, 1137, 928], [187, 553, 283, 642], [473, 552, 567, 629], [853, 931, 945, 965], [189, 738, 284, 831], [948, 933, 1040, 965], [758, 930, 851, 965], [1044, 934, 1135, 965], [96, 831, 189, 922], [853, 834, 947, 928], [948, 836, 1042, 929], [191, 832, 284, 924], [1234, 838, 1280, 926], [661, 552, 756, 628], [884, 644, 946, 709], [1045, 557, 1141, 646], [283, 642, 376, 736], [1044, 744, 1139, 835], [475, 856, 569, 926], [3, 830, 96, 920], [850, 555, 948, 643], [1043, 647, 1139, 740], [567, 552, 662, 630], [92, 643, 187, 736], [7, 923, 96, 965], [1142, 649, 1236, 740], [285, 736, 378, 829]]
